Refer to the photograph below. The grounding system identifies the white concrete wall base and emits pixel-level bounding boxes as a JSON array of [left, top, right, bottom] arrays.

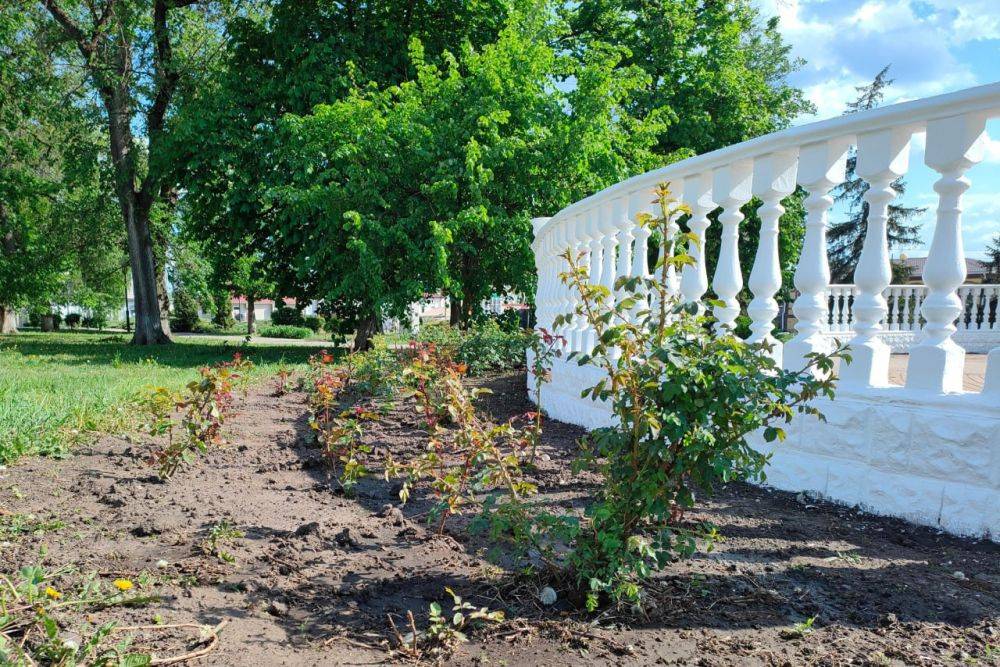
[[534, 356, 999, 541]]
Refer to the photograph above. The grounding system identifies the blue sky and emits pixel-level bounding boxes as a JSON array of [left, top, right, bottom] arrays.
[[755, 0, 1000, 259]]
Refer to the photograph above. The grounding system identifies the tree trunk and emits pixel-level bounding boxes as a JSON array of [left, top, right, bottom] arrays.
[[449, 298, 462, 326], [0, 306, 17, 334], [247, 296, 256, 335], [156, 249, 173, 336], [102, 31, 170, 346], [353, 312, 380, 352], [123, 196, 171, 345]]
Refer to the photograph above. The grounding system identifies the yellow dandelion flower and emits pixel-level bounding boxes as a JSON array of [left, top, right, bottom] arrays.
[[113, 579, 133, 592], [44, 586, 61, 600]]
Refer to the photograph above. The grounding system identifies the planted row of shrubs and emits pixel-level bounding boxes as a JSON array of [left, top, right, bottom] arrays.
[[299, 182, 845, 612], [25, 311, 110, 330]]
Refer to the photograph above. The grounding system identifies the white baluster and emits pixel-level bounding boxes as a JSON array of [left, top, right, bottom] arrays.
[[570, 211, 593, 352], [887, 287, 899, 331], [598, 203, 617, 298], [663, 181, 683, 298], [841, 288, 852, 332], [613, 196, 633, 306], [907, 113, 986, 393], [551, 223, 567, 337], [563, 216, 584, 348], [841, 126, 913, 388], [992, 287, 999, 331], [899, 286, 911, 331], [712, 160, 754, 332], [828, 287, 838, 332], [971, 286, 983, 330], [785, 141, 850, 369], [530, 217, 548, 331], [537, 226, 551, 331], [680, 173, 715, 311], [562, 222, 578, 336], [584, 211, 604, 352], [983, 287, 1000, 331], [628, 190, 653, 317], [821, 287, 833, 332], [747, 150, 797, 357], [599, 201, 619, 358], [957, 287, 969, 330]]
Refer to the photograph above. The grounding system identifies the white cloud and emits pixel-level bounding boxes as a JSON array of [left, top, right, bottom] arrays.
[[980, 132, 1000, 165], [757, 0, 981, 123]]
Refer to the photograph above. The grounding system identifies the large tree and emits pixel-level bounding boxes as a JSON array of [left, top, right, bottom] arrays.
[[566, 0, 814, 157], [829, 66, 924, 283], [165, 0, 535, 314], [0, 6, 125, 332], [168, 0, 814, 343], [985, 234, 1000, 283], [24, 0, 250, 344], [267, 6, 662, 347]]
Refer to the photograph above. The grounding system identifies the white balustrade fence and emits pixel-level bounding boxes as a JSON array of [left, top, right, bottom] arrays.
[[530, 83, 1000, 540], [820, 283, 1000, 352]]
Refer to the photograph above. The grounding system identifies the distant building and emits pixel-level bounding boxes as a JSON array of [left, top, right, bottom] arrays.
[[896, 256, 991, 283], [227, 296, 319, 323]]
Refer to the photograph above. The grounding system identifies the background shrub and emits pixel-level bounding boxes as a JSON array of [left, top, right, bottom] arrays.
[[170, 289, 201, 333], [191, 321, 224, 334], [395, 320, 529, 375], [271, 304, 305, 326], [303, 314, 325, 333], [82, 311, 108, 330], [258, 324, 312, 339], [455, 320, 529, 374], [64, 313, 82, 328]]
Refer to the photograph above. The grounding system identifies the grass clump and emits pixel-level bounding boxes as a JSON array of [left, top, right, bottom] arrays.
[[0, 332, 315, 464]]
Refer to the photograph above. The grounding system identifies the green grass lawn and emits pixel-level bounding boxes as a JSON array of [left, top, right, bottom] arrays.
[[0, 332, 324, 464]]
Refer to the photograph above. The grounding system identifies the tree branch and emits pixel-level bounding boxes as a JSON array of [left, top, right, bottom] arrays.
[[139, 0, 183, 210], [41, 0, 89, 52]]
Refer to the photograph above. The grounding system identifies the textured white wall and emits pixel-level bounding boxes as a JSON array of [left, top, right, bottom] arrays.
[[531, 354, 999, 541]]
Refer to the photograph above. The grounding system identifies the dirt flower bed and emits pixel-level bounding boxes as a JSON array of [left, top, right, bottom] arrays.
[[0, 372, 997, 665]]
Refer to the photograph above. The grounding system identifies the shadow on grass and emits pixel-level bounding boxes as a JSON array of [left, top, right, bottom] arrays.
[[0, 332, 332, 369]]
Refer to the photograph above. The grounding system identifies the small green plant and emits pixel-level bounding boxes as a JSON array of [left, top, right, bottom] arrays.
[[782, 616, 817, 639], [388, 588, 504, 661], [202, 520, 245, 564], [525, 327, 564, 461], [834, 550, 862, 564], [385, 349, 536, 534], [0, 513, 66, 539], [272, 364, 295, 396], [142, 353, 255, 479]]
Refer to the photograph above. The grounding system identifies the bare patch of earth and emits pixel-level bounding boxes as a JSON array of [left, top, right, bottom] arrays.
[[1, 373, 997, 665]]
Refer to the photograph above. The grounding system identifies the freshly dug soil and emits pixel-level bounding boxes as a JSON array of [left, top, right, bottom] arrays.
[[1, 372, 997, 666]]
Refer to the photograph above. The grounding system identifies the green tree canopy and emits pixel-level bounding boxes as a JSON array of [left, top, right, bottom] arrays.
[[267, 6, 663, 346], [1, 6, 125, 331], [165, 0, 814, 345]]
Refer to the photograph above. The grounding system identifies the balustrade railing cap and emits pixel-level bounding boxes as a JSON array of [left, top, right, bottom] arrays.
[[538, 81, 1000, 236]]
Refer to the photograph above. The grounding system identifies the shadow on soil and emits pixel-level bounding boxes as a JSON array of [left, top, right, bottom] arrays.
[[225, 372, 1000, 648]]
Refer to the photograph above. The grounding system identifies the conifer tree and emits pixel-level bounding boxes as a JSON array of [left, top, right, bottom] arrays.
[[828, 66, 924, 283]]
